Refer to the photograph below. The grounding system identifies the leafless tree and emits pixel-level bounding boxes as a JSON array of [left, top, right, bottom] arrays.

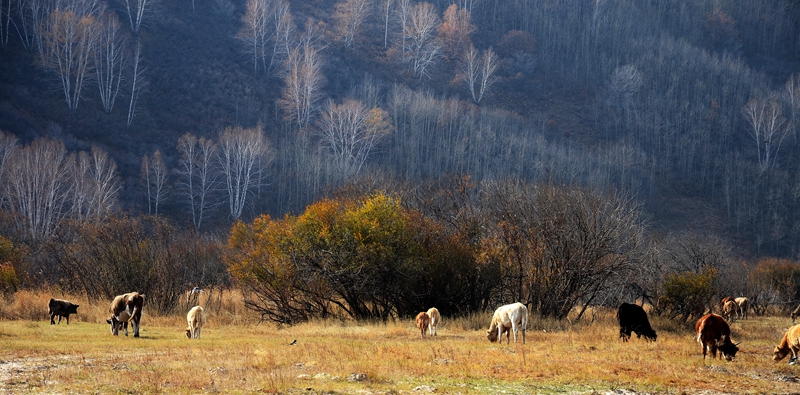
[[127, 40, 145, 127], [118, 0, 153, 34], [403, 2, 440, 78], [0, 130, 19, 209], [381, 0, 392, 48], [742, 97, 791, 172], [784, 74, 800, 142], [332, 0, 370, 48], [39, 8, 100, 111], [238, 0, 270, 72], [460, 45, 497, 104], [3, 138, 74, 241], [177, 133, 220, 231], [394, 0, 410, 54], [269, 0, 294, 75], [280, 41, 324, 131], [94, 10, 128, 114], [217, 125, 273, 219], [317, 99, 393, 179], [0, 0, 10, 46], [73, 146, 120, 221], [141, 150, 168, 215], [14, 0, 50, 53]]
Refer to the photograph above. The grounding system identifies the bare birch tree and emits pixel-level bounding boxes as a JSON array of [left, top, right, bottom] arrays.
[[317, 99, 393, 179], [381, 0, 392, 48], [4, 138, 74, 241], [403, 2, 440, 78], [177, 133, 220, 231], [0, 130, 19, 208], [14, 0, 50, 53], [280, 41, 324, 131], [39, 8, 100, 111], [94, 10, 127, 113], [460, 45, 497, 103], [141, 150, 167, 215], [238, 0, 270, 72], [217, 125, 273, 219], [332, 0, 370, 48], [73, 146, 120, 221], [269, 0, 294, 74], [118, 0, 153, 34], [742, 97, 791, 172], [394, 0, 410, 54], [0, 0, 10, 46], [784, 73, 800, 142], [127, 40, 145, 127]]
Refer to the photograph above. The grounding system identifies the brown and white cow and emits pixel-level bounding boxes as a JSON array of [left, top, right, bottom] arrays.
[[719, 296, 734, 312], [185, 305, 207, 339], [106, 292, 145, 338], [695, 313, 739, 361], [426, 307, 441, 337], [415, 311, 431, 338], [48, 298, 79, 325], [773, 324, 800, 364], [735, 297, 750, 320], [487, 302, 528, 344]]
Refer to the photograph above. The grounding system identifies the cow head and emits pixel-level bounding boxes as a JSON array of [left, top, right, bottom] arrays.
[[774, 345, 791, 362], [67, 304, 79, 314], [719, 341, 740, 361], [185, 328, 193, 339], [486, 325, 509, 342], [106, 316, 123, 335], [641, 329, 657, 342]]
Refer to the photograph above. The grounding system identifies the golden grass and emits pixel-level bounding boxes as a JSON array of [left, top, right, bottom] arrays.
[[2, 295, 800, 394]]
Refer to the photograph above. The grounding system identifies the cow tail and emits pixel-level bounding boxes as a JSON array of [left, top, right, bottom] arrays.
[[696, 320, 706, 343]]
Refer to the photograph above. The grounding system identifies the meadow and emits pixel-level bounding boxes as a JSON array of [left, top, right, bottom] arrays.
[[2, 291, 800, 394]]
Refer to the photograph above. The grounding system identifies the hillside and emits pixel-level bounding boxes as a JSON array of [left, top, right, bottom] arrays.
[[1, 0, 799, 257]]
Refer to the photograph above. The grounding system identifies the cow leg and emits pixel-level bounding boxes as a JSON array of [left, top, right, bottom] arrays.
[[196, 326, 201, 339], [66, 314, 70, 325], [123, 321, 129, 336], [522, 327, 526, 344], [50, 312, 56, 325], [132, 319, 139, 338]]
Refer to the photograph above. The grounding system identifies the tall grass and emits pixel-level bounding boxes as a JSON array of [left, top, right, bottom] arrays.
[[2, 292, 800, 394]]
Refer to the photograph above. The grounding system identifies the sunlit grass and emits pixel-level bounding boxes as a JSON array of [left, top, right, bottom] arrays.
[[2, 295, 800, 394]]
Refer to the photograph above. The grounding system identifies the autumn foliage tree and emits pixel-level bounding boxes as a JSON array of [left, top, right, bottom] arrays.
[[227, 192, 481, 323]]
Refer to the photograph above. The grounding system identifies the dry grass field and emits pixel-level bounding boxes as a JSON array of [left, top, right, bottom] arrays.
[[2, 291, 800, 394]]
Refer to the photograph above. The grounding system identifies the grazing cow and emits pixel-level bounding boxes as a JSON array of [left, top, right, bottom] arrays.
[[486, 302, 528, 344], [106, 292, 145, 338], [616, 302, 657, 342], [792, 304, 800, 323], [722, 300, 739, 322], [415, 312, 431, 338], [773, 324, 800, 364], [185, 306, 207, 339], [48, 298, 79, 325], [735, 297, 750, 320], [695, 313, 740, 361], [719, 296, 733, 313], [426, 307, 441, 337]]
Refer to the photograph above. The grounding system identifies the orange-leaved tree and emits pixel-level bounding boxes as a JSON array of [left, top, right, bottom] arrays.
[[228, 192, 479, 323]]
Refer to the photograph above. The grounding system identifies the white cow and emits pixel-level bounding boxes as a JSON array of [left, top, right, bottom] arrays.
[[486, 302, 528, 344], [426, 307, 441, 336], [185, 306, 207, 339]]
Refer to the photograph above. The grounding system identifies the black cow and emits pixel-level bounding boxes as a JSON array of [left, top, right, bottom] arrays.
[[48, 298, 79, 325], [617, 302, 657, 342]]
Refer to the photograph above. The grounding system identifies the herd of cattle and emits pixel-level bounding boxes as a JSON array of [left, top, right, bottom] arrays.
[[44, 292, 800, 364]]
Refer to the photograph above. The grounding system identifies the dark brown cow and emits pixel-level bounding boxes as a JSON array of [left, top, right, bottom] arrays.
[[48, 298, 79, 325], [106, 292, 145, 338], [695, 313, 739, 361], [616, 302, 657, 342]]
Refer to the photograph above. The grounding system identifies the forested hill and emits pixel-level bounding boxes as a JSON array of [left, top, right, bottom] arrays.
[[1, 0, 799, 257]]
